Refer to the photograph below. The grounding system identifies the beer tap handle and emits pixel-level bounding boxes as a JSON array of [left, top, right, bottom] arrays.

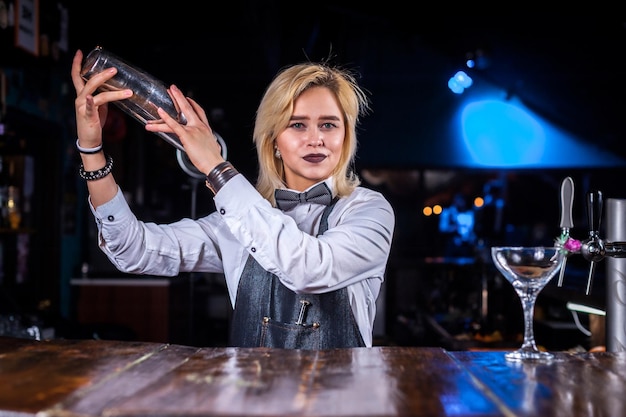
[[583, 190, 604, 295], [557, 177, 574, 286], [560, 177, 575, 231], [587, 190, 603, 238]]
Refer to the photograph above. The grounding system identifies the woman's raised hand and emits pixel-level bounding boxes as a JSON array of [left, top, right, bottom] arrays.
[[70, 49, 133, 147]]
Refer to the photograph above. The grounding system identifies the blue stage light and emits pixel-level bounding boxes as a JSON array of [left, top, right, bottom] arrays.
[[448, 71, 473, 94]]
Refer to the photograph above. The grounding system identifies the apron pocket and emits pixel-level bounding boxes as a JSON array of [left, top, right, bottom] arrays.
[[260, 317, 321, 349]]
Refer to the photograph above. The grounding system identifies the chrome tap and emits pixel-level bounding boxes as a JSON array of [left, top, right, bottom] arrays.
[[577, 190, 626, 294], [560, 184, 626, 293], [557, 177, 626, 352], [580, 190, 605, 295]]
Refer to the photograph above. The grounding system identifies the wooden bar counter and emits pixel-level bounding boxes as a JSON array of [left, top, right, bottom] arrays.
[[1, 336, 625, 416]]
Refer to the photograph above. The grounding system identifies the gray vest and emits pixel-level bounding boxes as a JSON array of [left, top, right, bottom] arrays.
[[229, 198, 365, 349]]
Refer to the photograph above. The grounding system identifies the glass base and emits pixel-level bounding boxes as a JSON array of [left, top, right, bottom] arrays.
[[505, 349, 554, 362]]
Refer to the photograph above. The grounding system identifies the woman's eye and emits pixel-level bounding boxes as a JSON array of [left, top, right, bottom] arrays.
[[290, 122, 304, 129], [321, 122, 335, 129]]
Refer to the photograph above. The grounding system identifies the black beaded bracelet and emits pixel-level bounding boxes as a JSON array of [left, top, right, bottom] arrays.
[[79, 154, 114, 181], [205, 161, 239, 195]]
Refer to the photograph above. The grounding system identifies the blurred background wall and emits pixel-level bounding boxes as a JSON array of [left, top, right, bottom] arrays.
[[1, 4, 624, 348]]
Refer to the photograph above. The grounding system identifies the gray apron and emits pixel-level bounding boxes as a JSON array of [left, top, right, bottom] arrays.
[[229, 198, 365, 349]]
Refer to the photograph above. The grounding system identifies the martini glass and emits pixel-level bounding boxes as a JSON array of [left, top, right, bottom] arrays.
[[491, 246, 565, 362]]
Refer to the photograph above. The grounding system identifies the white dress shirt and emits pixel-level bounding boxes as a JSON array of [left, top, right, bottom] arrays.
[[90, 174, 395, 347]]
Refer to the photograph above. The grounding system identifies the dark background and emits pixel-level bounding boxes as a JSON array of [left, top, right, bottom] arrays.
[[65, 9, 626, 228], [67, 9, 626, 347], [66, 9, 626, 168], [2, 5, 625, 347]]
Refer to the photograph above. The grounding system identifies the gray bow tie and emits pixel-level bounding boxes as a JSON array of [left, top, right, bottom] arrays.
[[275, 182, 333, 211]]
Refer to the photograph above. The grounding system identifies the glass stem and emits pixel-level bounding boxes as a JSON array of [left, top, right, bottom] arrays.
[[519, 290, 540, 352]]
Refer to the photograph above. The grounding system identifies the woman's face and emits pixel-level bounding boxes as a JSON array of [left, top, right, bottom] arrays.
[[275, 86, 345, 191]]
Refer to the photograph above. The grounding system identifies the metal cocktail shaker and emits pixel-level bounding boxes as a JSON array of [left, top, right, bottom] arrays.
[[80, 46, 228, 179], [80, 45, 187, 152]]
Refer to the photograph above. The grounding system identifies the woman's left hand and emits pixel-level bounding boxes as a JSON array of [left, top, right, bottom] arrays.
[[145, 84, 225, 174]]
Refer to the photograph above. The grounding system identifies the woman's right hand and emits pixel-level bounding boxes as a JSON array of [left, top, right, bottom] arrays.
[[70, 49, 133, 147]]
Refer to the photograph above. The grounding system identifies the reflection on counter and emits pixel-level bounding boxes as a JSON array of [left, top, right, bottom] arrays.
[[1, 337, 625, 416]]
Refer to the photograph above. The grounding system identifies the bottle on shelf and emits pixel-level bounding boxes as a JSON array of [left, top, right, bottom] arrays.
[[0, 156, 9, 229], [6, 158, 20, 230]]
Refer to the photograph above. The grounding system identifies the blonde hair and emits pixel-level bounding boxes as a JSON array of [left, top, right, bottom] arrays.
[[253, 62, 370, 206]]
